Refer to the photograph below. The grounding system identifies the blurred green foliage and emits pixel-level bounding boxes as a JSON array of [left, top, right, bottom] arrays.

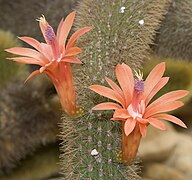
[[0, 30, 26, 86]]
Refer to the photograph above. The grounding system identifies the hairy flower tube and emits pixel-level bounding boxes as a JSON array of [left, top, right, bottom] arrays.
[[5, 12, 92, 117], [89, 62, 188, 163]]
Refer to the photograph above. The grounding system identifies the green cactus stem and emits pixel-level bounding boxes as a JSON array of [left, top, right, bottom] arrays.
[[60, 0, 172, 179]]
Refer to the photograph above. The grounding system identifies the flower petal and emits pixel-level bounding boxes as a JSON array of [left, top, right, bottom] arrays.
[[58, 11, 76, 51], [92, 102, 122, 110], [66, 27, 93, 49], [40, 43, 53, 60], [61, 56, 83, 64], [151, 114, 187, 128], [148, 118, 166, 130], [139, 124, 147, 137], [145, 77, 169, 105], [144, 101, 184, 118], [122, 63, 134, 94], [18, 36, 41, 52], [24, 70, 40, 83], [105, 77, 124, 97], [39, 17, 48, 43], [113, 109, 129, 119], [147, 90, 189, 111], [18, 37, 52, 62], [56, 18, 64, 38], [7, 57, 44, 66], [5, 47, 46, 62], [124, 118, 136, 136], [89, 85, 126, 107], [65, 47, 82, 57], [116, 64, 133, 106], [143, 62, 165, 100]]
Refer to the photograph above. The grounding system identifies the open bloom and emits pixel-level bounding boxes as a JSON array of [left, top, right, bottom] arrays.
[[5, 11, 92, 117], [89, 62, 188, 163]]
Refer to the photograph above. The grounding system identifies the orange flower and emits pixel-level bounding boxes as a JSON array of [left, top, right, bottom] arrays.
[[89, 62, 188, 163], [5, 12, 92, 117]]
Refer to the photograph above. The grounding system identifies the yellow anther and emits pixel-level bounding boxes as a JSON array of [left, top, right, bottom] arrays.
[[134, 69, 143, 81], [36, 14, 47, 25]]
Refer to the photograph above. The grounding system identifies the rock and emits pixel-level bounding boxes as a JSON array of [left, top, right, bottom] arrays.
[[166, 133, 192, 180], [139, 122, 178, 162], [143, 163, 184, 180]]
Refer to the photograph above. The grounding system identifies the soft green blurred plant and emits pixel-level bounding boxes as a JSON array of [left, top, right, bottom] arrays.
[[0, 30, 26, 86]]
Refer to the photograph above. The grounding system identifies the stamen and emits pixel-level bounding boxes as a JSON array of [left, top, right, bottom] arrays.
[[134, 69, 144, 94], [36, 15, 46, 25], [134, 79, 144, 94], [134, 69, 143, 81], [45, 25, 55, 43]]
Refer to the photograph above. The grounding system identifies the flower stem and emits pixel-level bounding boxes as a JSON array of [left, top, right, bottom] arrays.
[[48, 62, 79, 117], [122, 122, 141, 163]]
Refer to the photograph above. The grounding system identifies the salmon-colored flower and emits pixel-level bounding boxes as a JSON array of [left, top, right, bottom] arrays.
[[89, 62, 188, 163], [5, 11, 92, 117]]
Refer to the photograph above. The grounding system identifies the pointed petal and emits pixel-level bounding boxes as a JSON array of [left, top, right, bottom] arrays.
[[116, 64, 133, 106], [151, 114, 187, 128], [61, 56, 83, 64], [144, 101, 184, 118], [145, 77, 169, 105], [138, 100, 145, 115], [65, 47, 82, 57], [143, 62, 166, 99], [105, 77, 124, 97], [139, 124, 147, 137], [24, 70, 40, 83], [124, 118, 136, 136], [147, 90, 189, 111], [39, 19, 47, 42], [137, 117, 148, 124], [58, 11, 76, 50], [7, 57, 43, 66], [113, 109, 129, 119], [40, 43, 53, 60], [66, 27, 93, 49], [56, 18, 64, 38], [148, 118, 166, 130], [89, 85, 126, 107], [122, 63, 134, 94], [92, 102, 122, 110], [5, 47, 46, 62], [18, 36, 41, 52]]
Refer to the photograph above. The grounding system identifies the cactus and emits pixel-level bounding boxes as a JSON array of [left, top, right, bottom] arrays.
[[0, 76, 61, 174], [60, 0, 171, 179], [0, 30, 25, 86], [154, 0, 192, 61]]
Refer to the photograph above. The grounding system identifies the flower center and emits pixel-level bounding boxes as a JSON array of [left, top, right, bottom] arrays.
[[128, 104, 142, 120]]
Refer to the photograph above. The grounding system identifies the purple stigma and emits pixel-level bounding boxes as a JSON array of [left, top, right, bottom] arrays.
[[45, 25, 55, 43], [134, 80, 144, 94]]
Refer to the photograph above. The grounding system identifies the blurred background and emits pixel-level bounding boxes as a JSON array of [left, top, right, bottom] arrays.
[[0, 0, 191, 179]]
